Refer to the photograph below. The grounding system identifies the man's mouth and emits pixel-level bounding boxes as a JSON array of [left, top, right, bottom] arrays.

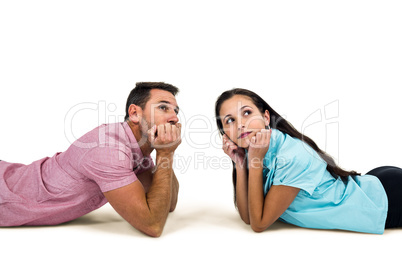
[[238, 131, 252, 139]]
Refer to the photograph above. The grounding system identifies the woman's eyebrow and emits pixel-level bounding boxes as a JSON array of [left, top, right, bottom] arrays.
[[241, 105, 253, 110], [223, 114, 232, 121], [223, 106, 253, 121]]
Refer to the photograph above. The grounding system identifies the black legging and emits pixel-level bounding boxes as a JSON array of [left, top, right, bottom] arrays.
[[367, 166, 402, 229]]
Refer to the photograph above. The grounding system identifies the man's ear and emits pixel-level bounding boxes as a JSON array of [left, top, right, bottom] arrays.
[[128, 104, 142, 124], [264, 110, 270, 127]]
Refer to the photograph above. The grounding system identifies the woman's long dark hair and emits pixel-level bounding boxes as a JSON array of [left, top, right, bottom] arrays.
[[215, 88, 360, 207]]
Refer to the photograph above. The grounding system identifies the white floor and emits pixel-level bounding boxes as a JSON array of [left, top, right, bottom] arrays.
[[2, 177, 401, 268]]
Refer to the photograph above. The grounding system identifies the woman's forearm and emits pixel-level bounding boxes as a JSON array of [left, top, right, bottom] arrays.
[[235, 164, 250, 224], [248, 165, 265, 229]]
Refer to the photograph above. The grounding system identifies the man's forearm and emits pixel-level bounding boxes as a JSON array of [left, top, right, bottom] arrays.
[[145, 152, 174, 234], [170, 172, 179, 212]]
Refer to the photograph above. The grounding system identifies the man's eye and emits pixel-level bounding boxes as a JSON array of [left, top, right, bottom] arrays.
[[159, 105, 167, 111]]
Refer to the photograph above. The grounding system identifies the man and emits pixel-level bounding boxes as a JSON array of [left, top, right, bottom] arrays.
[[0, 82, 181, 237]]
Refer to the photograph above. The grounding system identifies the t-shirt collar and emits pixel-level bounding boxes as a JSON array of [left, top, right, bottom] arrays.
[[122, 121, 147, 161]]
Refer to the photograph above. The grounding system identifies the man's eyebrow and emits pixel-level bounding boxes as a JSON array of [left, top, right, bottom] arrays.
[[159, 101, 180, 112]]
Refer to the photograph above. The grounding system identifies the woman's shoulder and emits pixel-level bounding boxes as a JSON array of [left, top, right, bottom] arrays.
[[272, 129, 324, 167]]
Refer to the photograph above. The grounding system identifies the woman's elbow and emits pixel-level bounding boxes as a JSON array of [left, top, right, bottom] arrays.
[[241, 217, 250, 225], [250, 222, 270, 233], [251, 224, 267, 232], [251, 225, 265, 233]]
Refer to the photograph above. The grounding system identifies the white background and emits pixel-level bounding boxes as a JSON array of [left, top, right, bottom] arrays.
[[1, 1, 402, 267]]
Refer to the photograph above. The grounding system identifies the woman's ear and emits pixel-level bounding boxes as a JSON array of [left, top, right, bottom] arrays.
[[264, 110, 270, 127], [128, 104, 142, 124]]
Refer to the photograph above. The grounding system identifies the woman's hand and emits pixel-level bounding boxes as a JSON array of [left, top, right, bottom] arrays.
[[247, 129, 271, 169], [222, 134, 246, 167]]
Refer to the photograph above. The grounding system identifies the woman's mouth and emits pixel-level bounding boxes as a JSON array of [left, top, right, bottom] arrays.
[[238, 131, 252, 139]]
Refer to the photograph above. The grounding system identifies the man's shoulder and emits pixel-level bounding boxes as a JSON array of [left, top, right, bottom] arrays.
[[72, 122, 129, 148]]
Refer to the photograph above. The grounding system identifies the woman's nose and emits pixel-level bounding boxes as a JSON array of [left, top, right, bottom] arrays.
[[237, 120, 245, 130]]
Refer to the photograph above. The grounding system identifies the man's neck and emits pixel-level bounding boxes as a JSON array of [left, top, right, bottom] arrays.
[[127, 120, 153, 156]]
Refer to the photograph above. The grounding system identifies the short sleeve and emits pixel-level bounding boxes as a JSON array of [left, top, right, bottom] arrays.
[[79, 146, 138, 192], [272, 152, 326, 195]]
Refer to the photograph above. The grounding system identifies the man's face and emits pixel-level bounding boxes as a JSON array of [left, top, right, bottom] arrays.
[[141, 89, 180, 131]]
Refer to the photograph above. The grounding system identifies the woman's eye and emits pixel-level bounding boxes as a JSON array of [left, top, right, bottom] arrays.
[[244, 110, 251, 116], [226, 118, 234, 124]]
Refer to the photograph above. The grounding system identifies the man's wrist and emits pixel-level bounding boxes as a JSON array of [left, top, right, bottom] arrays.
[[156, 150, 174, 159]]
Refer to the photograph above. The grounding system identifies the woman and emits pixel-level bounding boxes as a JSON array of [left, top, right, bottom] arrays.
[[215, 88, 402, 234]]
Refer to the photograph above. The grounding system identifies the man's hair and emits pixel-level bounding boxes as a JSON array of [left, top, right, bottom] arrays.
[[124, 82, 179, 121]]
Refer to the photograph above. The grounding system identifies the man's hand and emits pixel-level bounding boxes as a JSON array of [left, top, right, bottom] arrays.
[[149, 123, 181, 155]]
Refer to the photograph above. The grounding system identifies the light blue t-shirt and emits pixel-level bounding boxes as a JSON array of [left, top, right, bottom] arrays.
[[258, 129, 388, 234]]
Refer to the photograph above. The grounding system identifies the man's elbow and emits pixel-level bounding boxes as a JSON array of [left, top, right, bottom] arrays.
[[140, 224, 164, 238], [169, 203, 177, 213], [127, 216, 166, 238], [146, 229, 163, 238]]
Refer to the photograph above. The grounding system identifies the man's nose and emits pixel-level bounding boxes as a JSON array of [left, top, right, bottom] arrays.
[[168, 112, 179, 125]]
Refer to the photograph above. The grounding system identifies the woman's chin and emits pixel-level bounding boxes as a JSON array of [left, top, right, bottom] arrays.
[[237, 140, 250, 149]]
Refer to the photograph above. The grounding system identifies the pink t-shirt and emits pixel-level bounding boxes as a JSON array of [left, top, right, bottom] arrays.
[[0, 122, 154, 226]]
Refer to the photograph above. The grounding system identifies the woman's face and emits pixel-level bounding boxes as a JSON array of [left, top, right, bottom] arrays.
[[219, 95, 270, 149]]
